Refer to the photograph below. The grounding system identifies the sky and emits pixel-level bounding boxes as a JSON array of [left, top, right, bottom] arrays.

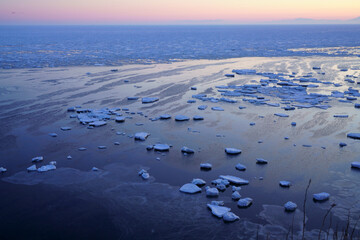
[[0, 0, 359, 25]]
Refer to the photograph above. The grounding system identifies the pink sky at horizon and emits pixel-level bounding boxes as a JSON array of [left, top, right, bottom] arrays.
[[0, 0, 359, 24]]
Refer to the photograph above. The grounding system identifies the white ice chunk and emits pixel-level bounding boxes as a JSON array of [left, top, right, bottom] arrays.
[[284, 201, 297, 211], [160, 114, 171, 119], [225, 148, 242, 155], [154, 144, 170, 151], [89, 120, 107, 127], [200, 163, 212, 170], [206, 187, 219, 197], [27, 165, 37, 171], [232, 191, 241, 200], [219, 175, 249, 185], [211, 107, 224, 111], [179, 183, 201, 194], [0, 167, 7, 173], [37, 164, 56, 172], [61, 126, 71, 131], [223, 212, 239, 222], [192, 178, 206, 186], [279, 181, 291, 187], [181, 146, 195, 154], [351, 162, 360, 169], [142, 97, 159, 103], [274, 113, 289, 117], [256, 158, 268, 164], [347, 133, 360, 140], [32, 156, 43, 162], [175, 115, 190, 121], [134, 132, 150, 141], [313, 192, 330, 201], [198, 105, 208, 110], [92, 167, 99, 171], [207, 204, 230, 218], [115, 116, 126, 122], [235, 163, 246, 171], [49, 133, 57, 137], [237, 197, 253, 207], [193, 115, 204, 120]]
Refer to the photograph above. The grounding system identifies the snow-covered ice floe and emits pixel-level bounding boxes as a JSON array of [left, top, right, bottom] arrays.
[[179, 183, 201, 194]]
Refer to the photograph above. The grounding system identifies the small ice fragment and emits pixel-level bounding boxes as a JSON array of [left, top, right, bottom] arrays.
[[206, 187, 219, 197], [284, 137, 289, 140], [32, 156, 43, 162], [192, 178, 206, 186], [37, 164, 56, 172], [160, 114, 171, 119], [138, 169, 150, 180], [198, 105, 208, 110], [355, 103, 360, 109], [212, 179, 230, 186], [207, 204, 230, 217], [27, 165, 37, 171], [89, 121, 107, 127], [291, 122, 297, 126], [225, 148, 242, 155], [181, 147, 195, 154], [179, 183, 201, 194], [78, 147, 87, 151], [210, 201, 224, 206], [92, 167, 99, 171], [67, 155, 72, 159], [199, 163, 211, 170], [256, 158, 268, 164], [49, 133, 57, 137], [67, 107, 76, 112], [115, 117, 126, 122], [175, 115, 190, 121], [302, 144, 312, 147], [238, 106, 246, 109], [154, 144, 170, 151], [146, 145, 154, 150], [211, 107, 224, 111], [232, 191, 241, 200], [237, 198, 253, 208], [333, 115, 349, 118], [193, 115, 204, 120], [235, 163, 246, 171], [155, 157, 160, 161], [223, 212, 239, 222], [191, 87, 197, 90], [114, 142, 120, 145], [279, 181, 291, 187], [134, 132, 150, 141], [0, 167, 7, 173], [250, 122, 255, 126], [49, 161, 56, 166], [187, 100, 196, 103], [351, 162, 360, 169], [216, 184, 226, 191], [232, 186, 241, 192], [142, 97, 159, 104], [98, 146, 107, 149], [339, 142, 347, 147], [61, 127, 71, 131], [347, 133, 360, 140], [127, 97, 139, 100], [274, 113, 289, 117], [313, 192, 330, 201], [284, 201, 297, 212], [219, 175, 249, 185]]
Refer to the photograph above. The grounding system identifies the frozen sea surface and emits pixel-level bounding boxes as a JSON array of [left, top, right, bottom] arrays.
[[1, 25, 360, 68]]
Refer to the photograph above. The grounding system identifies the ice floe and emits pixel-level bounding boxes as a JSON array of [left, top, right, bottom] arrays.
[[235, 163, 246, 171], [211, 107, 224, 111], [193, 115, 204, 120], [223, 212, 239, 222], [154, 144, 170, 151], [181, 147, 195, 154], [192, 178, 206, 186], [0, 167, 7, 173], [207, 203, 230, 218], [237, 198, 253, 208], [206, 187, 219, 197], [27, 165, 37, 172], [313, 192, 330, 201], [225, 148, 242, 155], [32, 156, 44, 163], [347, 133, 360, 140], [175, 115, 190, 121], [142, 97, 159, 104], [134, 132, 150, 141], [37, 164, 56, 172], [279, 181, 291, 187], [351, 162, 360, 169], [256, 158, 268, 164], [219, 175, 249, 185], [232, 191, 241, 200], [180, 183, 202, 194], [200, 163, 212, 170], [284, 201, 297, 211], [138, 169, 150, 180]]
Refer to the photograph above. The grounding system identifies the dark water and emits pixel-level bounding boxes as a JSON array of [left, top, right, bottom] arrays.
[[0, 25, 360, 68]]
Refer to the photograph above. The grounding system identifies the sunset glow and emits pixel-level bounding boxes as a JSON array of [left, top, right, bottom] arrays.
[[0, 0, 359, 24]]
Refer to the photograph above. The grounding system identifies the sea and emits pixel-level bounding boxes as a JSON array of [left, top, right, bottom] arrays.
[[0, 25, 360, 69]]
